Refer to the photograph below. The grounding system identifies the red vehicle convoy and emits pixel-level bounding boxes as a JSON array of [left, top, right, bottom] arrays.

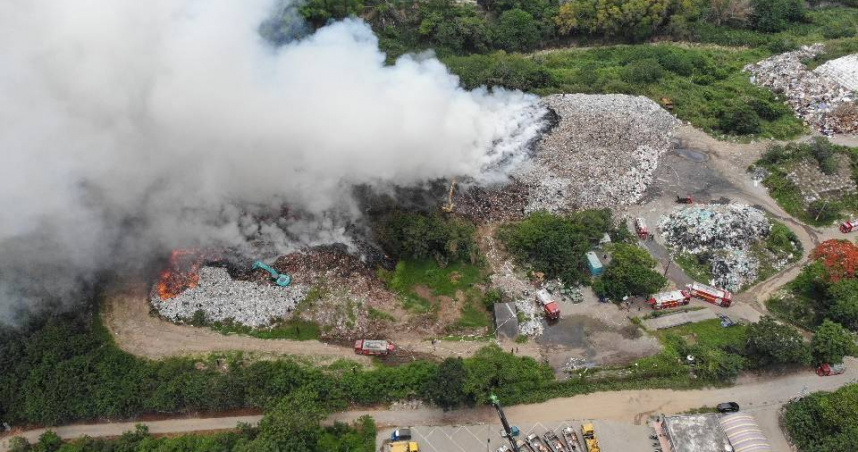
[[686, 282, 732, 307], [354, 339, 396, 356], [648, 290, 691, 310]]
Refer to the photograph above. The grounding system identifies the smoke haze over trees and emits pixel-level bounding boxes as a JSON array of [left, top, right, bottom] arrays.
[[0, 0, 546, 323]]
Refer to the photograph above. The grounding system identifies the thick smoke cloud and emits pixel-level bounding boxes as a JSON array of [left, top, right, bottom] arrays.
[[0, 0, 545, 323]]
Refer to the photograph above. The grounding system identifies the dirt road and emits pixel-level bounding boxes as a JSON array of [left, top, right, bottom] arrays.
[[103, 282, 539, 363], [5, 357, 855, 451], [102, 283, 371, 364]]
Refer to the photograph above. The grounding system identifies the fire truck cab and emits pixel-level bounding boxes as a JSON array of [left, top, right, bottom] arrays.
[[840, 219, 858, 233]]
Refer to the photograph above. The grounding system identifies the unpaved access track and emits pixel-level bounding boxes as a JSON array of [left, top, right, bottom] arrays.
[[103, 283, 370, 364], [4, 357, 856, 451], [103, 283, 540, 363]]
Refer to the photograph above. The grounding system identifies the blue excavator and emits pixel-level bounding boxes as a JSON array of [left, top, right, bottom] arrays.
[[252, 261, 292, 287]]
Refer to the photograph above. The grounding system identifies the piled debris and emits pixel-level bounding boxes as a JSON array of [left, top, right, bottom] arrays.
[[744, 45, 858, 135], [816, 54, 858, 91], [786, 155, 856, 204], [515, 297, 543, 336], [151, 266, 309, 327], [515, 94, 679, 213], [659, 203, 771, 291]]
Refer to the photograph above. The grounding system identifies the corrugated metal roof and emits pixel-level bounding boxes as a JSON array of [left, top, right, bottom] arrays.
[[719, 413, 771, 452]]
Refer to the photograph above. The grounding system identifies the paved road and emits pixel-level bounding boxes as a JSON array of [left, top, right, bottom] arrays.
[[4, 357, 855, 451]]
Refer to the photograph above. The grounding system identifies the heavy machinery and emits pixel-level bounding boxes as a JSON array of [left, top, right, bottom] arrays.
[[686, 282, 732, 307], [386, 441, 419, 452], [252, 261, 291, 287], [581, 424, 600, 452], [441, 178, 457, 213], [816, 363, 847, 376], [840, 219, 858, 233], [561, 427, 579, 450], [675, 195, 693, 204], [543, 431, 566, 452], [354, 339, 396, 356], [526, 434, 550, 452], [647, 290, 691, 310], [490, 394, 522, 452], [537, 289, 561, 320]]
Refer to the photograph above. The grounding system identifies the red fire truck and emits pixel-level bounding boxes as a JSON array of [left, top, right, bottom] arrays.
[[686, 282, 732, 307], [840, 219, 858, 233], [537, 289, 561, 320], [648, 290, 691, 310], [354, 339, 396, 356], [634, 218, 649, 240]]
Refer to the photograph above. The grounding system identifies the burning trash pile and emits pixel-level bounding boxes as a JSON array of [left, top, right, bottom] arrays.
[[744, 45, 858, 135], [515, 94, 679, 213], [658, 203, 772, 291]]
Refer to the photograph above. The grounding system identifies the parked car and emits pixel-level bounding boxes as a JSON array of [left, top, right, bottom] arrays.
[[717, 402, 740, 413]]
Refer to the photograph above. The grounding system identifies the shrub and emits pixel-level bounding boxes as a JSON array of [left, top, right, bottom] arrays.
[[373, 212, 477, 265], [718, 103, 762, 135], [811, 320, 856, 364], [750, 0, 805, 32], [621, 58, 665, 84], [593, 244, 667, 300], [492, 9, 541, 52]]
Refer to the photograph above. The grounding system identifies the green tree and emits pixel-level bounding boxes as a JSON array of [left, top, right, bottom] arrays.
[[498, 210, 613, 285], [254, 389, 327, 452], [463, 345, 553, 405], [811, 320, 855, 364], [492, 9, 541, 52], [750, 0, 805, 32], [745, 316, 811, 366], [34, 431, 61, 452], [621, 58, 665, 84], [8, 437, 30, 452], [691, 345, 746, 381], [425, 357, 470, 410], [593, 244, 667, 300], [828, 279, 858, 331]]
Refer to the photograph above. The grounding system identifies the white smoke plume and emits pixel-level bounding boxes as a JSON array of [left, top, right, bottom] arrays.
[[0, 0, 546, 323]]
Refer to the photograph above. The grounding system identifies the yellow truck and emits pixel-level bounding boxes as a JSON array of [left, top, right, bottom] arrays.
[[581, 423, 600, 452], [387, 441, 420, 452]]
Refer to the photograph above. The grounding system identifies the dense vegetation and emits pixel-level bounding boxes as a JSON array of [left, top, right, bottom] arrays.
[[0, 309, 557, 427], [770, 240, 858, 339], [784, 383, 858, 452], [373, 212, 478, 265], [291, 0, 858, 58], [10, 403, 377, 452], [594, 243, 667, 300], [752, 138, 858, 225], [497, 210, 616, 285]]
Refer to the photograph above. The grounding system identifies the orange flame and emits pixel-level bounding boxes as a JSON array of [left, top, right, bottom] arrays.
[[157, 249, 206, 300]]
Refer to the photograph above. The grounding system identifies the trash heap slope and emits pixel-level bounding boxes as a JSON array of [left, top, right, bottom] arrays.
[[515, 94, 679, 214], [659, 203, 772, 291]]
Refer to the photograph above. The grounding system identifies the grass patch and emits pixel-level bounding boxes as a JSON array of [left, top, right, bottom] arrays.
[[655, 319, 749, 351], [766, 296, 819, 331], [674, 252, 714, 283], [445, 44, 806, 140], [367, 308, 396, 322], [753, 220, 804, 281], [386, 259, 484, 298], [209, 318, 322, 341], [451, 298, 492, 330]]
